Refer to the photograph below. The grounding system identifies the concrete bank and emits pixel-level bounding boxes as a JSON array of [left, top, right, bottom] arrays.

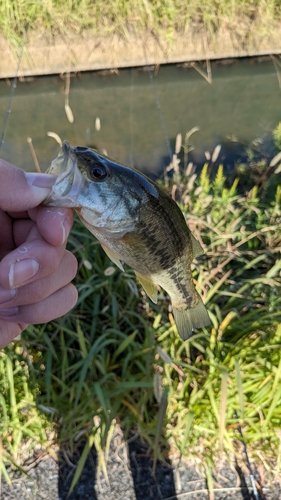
[[1, 28, 281, 78]]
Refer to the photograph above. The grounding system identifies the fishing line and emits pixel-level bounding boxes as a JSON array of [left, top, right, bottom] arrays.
[[129, 67, 135, 167], [0, 25, 29, 153], [234, 410, 260, 500], [143, 46, 173, 163]]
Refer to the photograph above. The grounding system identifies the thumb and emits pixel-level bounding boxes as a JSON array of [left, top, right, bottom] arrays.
[[0, 159, 57, 212]]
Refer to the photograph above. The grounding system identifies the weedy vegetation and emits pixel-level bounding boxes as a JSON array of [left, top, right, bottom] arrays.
[[1, 0, 281, 44], [0, 132, 281, 493]]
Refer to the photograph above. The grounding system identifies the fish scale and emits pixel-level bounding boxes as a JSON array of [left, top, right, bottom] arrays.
[[136, 195, 188, 269], [44, 141, 211, 340]]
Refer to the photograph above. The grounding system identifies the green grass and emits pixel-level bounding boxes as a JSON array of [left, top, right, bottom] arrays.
[[0, 141, 280, 491], [1, 0, 281, 44], [0, 140, 281, 488]]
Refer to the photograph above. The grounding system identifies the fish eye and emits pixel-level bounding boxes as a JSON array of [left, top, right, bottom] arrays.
[[88, 162, 108, 181]]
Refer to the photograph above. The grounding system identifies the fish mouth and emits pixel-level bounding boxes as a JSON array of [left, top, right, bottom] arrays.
[[43, 140, 84, 207]]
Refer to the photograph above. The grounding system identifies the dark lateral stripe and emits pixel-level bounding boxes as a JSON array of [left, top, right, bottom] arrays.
[[136, 222, 189, 272], [167, 265, 194, 307]]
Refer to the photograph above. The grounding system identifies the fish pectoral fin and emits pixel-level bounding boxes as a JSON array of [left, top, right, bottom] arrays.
[[100, 243, 124, 271], [134, 272, 158, 304], [172, 298, 210, 340], [190, 233, 204, 258]]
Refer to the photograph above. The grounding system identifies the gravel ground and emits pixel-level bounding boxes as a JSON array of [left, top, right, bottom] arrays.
[[1, 434, 281, 500]]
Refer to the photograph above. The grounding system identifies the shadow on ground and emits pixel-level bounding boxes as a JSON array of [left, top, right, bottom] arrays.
[[57, 438, 277, 500], [58, 438, 178, 500]]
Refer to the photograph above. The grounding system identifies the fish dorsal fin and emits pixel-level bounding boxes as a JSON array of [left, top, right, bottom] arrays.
[[190, 233, 204, 258], [100, 242, 124, 271], [134, 271, 158, 304]]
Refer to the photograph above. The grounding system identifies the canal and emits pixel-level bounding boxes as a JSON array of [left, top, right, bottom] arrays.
[[0, 56, 280, 177]]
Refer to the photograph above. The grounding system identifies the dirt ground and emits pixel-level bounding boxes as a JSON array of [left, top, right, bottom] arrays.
[[2, 435, 281, 500]]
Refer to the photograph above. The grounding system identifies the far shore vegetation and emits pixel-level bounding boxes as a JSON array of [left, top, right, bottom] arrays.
[[1, 0, 281, 43]]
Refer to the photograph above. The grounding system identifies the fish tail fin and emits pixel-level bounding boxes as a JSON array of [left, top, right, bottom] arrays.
[[172, 298, 211, 340]]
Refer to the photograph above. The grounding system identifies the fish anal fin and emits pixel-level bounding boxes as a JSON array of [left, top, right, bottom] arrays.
[[190, 233, 204, 258], [135, 271, 158, 304], [172, 298, 210, 340], [100, 243, 124, 271]]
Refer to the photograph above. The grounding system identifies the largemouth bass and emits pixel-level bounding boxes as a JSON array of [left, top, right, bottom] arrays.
[[44, 141, 210, 339]]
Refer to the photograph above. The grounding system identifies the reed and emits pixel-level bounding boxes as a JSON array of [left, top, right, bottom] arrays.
[[0, 0, 281, 44]]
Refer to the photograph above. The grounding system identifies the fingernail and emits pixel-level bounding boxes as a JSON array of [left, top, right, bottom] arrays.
[[0, 307, 18, 317], [0, 288, 17, 305], [9, 259, 40, 288], [61, 217, 72, 244], [26, 173, 57, 188]]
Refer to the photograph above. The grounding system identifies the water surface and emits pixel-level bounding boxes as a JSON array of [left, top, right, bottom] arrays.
[[0, 57, 280, 177]]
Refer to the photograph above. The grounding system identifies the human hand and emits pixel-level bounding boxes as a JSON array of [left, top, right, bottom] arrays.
[[0, 159, 78, 348]]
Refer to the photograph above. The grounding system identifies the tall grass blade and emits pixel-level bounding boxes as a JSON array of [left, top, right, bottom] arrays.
[[152, 386, 168, 476], [205, 461, 214, 500], [68, 433, 95, 497], [180, 412, 194, 457], [235, 359, 244, 421], [219, 370, 228, 458]]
